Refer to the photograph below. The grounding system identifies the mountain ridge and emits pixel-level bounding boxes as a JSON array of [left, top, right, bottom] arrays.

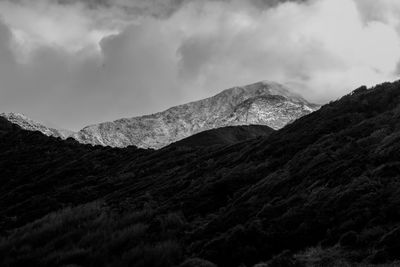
[[1, 81, 318, 149], [0, 112, 73, 139], [72, 81, 319, 148]]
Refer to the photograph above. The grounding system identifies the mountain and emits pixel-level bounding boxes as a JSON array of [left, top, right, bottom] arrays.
[[0, 112, 72, 139], [169, 125, 274, 148], [0, 82, 317, 149], [72, 81, 318, 149], [2, 81, 400, 266]]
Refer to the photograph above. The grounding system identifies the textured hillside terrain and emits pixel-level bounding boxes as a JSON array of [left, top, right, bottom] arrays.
[[72, 81, 318, 148], [0, 112, 72, 139], [3, 82, 400, 266]]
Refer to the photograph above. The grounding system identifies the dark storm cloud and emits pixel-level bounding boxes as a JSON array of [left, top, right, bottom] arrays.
[[56, 0, 185, 18], [250, 0, 307, 7], [53, 0, 308, 18]]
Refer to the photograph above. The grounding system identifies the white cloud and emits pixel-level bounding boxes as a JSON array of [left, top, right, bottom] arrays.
[[0, 0, 124, 61], [172, 0, 400, 102]]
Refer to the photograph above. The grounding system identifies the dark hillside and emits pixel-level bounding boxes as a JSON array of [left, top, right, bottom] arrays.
[[169, 125, 274, 148], [2, 81, 400, 266], [0, 117, 149, 231]]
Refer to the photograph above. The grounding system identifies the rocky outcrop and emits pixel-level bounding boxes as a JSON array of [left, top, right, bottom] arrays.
[[0, 112, 72, 139]]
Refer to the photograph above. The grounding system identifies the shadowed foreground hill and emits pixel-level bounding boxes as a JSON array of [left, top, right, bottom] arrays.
[[169, 125, 274, 148], [0, 118, 149, 231], [2, 82, 400, 266]]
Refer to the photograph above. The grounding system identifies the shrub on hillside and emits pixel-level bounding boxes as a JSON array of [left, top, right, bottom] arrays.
[[179, 258, 217, 267]]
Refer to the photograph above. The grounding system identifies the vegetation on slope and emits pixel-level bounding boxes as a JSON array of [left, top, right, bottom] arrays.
[[2, 82, 400, 266], [169, 125, 274, 148]]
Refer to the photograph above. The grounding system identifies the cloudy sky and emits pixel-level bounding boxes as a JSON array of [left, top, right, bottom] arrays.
[[0, 0, 400, 130]]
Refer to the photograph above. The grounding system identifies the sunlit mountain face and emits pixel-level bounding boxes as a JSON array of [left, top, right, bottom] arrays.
[[71, 81, 318, 148]]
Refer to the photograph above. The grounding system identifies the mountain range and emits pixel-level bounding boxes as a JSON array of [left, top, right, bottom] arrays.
[[1, 81, 318, 149], [2, 81, 400, 266]]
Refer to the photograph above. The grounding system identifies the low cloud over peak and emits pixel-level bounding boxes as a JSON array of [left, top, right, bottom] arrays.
[[0, 0, 399, 130]]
